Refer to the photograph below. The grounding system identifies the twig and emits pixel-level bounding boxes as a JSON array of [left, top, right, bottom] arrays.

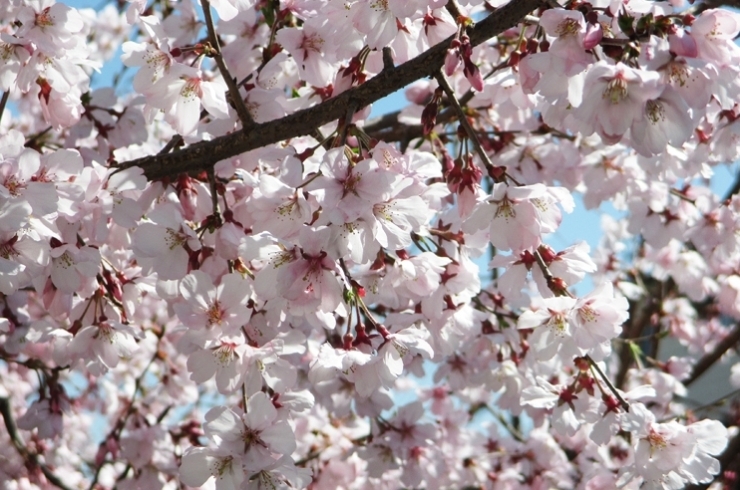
[[201, 0, 255, 129], [685, 323, 740, 386], [0, 90, 9, 125], [158, 134, 184, 155], [334, 101, 359, 148], [118, 0, 545, 181], [445, 0, 464, 22], [0, 397, 75, 490], [434, 70, 495, 171], [586, 355, 630, 412], [478, 403, 525, 442], [206, 166, 220, 218], [87, 342, 162, 490]]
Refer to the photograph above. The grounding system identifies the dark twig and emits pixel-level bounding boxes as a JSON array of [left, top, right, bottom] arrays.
[[0, 91, 9, 125], [201, 0, 255, 128], [685, 323, 740, 386], [0, 397, 74, 490], [434, 69, 496, 171], [119, 0, 544, 181]]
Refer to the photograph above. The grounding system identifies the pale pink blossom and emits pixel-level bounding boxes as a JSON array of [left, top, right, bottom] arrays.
[[573, 62, 663, 144], [49, 243, 100, 295], [14, 0, 84, 56], [464, 183, 571, 253], [146, 63, 230, 135], [69, 320, 141, 375], [275, 19, 337, 87], [174, 271, 251, 339], [131, 204, 201, 281], [518, 296, 579, 361], [690, 8, 740, 66], [630, 86, 693, 157]]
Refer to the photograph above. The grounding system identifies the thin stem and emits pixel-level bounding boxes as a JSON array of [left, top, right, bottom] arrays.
[[120, 0, 546, 180], [685, 323, 740, 386], [586, 355, 630, 412], [334, 101, 359, 148], [242, 382, 249, 413], [434, 70, 495, 172], [0, 398, 75, 490], [0, 90, 9, 125], [158, 134, 184, 155], [479, 403, 525, 442], [667, 387, 740, 421], [201, 0, 255, 129], [87, 342, 162, 490], [206, 166, 220, 219]]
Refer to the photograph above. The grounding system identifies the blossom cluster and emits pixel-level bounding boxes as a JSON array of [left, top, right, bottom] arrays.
[[1, 0, 740, 488]]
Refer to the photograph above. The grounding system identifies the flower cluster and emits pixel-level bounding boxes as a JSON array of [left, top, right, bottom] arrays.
[[1, 0, 739, 488]]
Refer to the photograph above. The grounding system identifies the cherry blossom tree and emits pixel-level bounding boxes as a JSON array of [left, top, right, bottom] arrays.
[[3, 0, 740, 487]]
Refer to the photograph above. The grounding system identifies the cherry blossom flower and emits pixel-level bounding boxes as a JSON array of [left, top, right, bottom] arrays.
[[619, 403, 728, 488], [146, 63, 230, 135], [0, 34, 31, 92], [255, 226, 343, 316], [14, 0, 85, 56], [69, 320, 141, 375], [174, 270, 251, 340], [573, 62, 663, 144], [352, 0, 421, 50], [49, 243, 100, 295], [310, 147, 399, 225], [180, 393, 297, 486], [132, 203, 201, 281], [121, 21, 175, 96], [186, 336, 250, 393], [275, 18, 337, 87], [690, 8, 740, 67], [630, 86, 693, 157], [2, 1, 740, 488], [464, 183, 571, 253], [570, 283, 628, 360], [518, 296, 579, 361]]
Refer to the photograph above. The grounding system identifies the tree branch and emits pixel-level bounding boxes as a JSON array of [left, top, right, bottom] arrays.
[[0, 397, 74, 490], [434, 69, 495, 170], [0, 90, 9, 125], [119, 0, 543, 181], [201, 0, 255, 129], [685, 323, 740, 386]]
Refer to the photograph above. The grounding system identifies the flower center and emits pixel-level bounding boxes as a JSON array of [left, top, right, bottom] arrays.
[[35, 8, 54, 27], [164, 228, 187, 250], [646, 100, 665, 124], [206, 300, 224, 326], [3, 175, 25, 196], [603, 77, 628, 104], [301, 33, 324, 54], [557, 18, 580, 37], [493, 196, 516, 220], [370, 0, 389, 11]]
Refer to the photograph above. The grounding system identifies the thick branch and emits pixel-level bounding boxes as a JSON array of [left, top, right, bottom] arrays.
[[685, 323, 740, 386], [0, 397, 74, 490], [120, 0, 543, 181]]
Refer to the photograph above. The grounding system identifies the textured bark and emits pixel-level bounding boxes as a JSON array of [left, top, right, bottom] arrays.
[[119, 0, 543, 181]]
